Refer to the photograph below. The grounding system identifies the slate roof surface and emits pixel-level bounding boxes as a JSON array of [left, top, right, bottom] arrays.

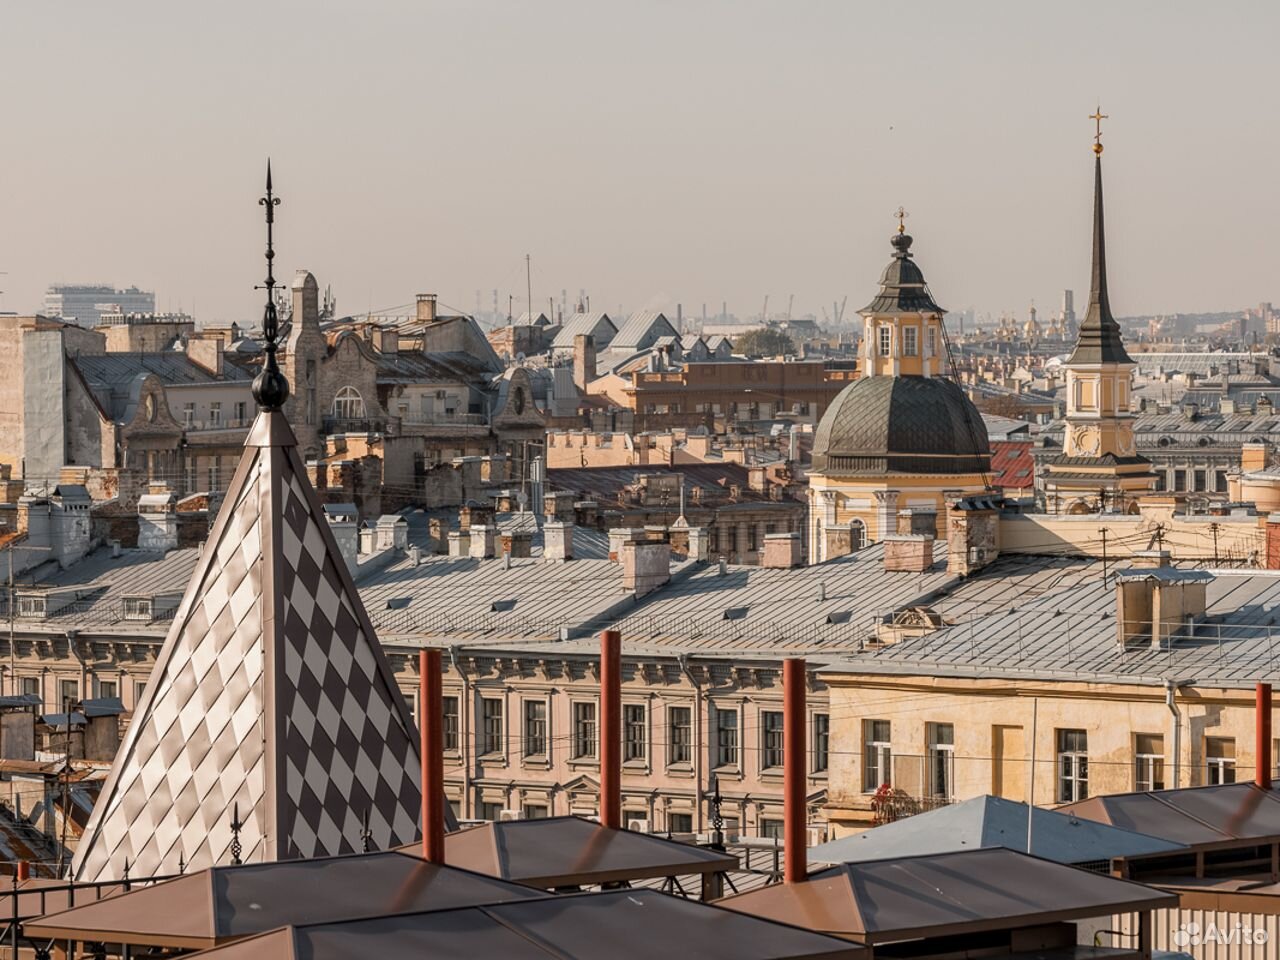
[[73, 354, 253, 386]]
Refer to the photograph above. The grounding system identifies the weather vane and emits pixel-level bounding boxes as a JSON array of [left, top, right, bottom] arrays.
[[894, 206, 909, 234], [1089, 105, 1108, 155], [251, 160, 290, 411]]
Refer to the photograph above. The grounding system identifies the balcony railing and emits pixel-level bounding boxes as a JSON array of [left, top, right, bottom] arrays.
[[400, 412, 489, 428], [182, 418, 252, 432], [323, 417, 389, 434]]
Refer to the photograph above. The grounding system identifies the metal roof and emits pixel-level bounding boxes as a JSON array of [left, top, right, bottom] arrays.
[[718, 847, 1176, 944], [72, 353, 252, 386], [1061, 782, 1280, 849], [551, 311, 616, 349], [807, 795, 1185, 866], [370, 349, 497, 384], [611, 311, 678, 350], [174, 888, 868, 960]]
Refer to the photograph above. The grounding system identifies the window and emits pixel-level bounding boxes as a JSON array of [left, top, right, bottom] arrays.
[[478, 801, 503, 822], [927, 326, 938, 356], [480, 698, 504, 755], [209, 402, 222, 426], [133, 679, 147, 705], [19, 677, 39, 702], [1193, 469, 1207, 492], [715, 706, 739, 767], [97, 679, 118, 700], [878, 325, 892, 357], [863, 719, 891, 791], [332, 386, 366, 420], [760, 818, 784, 840], [624, 704, 646, 762], [523, 700, 547, 757], [1215, 471, 1228, 493], [1135, 733, 1164, 791], [122, 597, 153, 621], [762, 710, 785, 769], [813, 714, 830, 773], [927, 722, 955, 798], [902, 326, 918, 357], [667, 812, 693, 834], [182, 402, 195, 426], [1206, 737, 1236, 784], [58, 680, 79, 710], [442, 696, 459, 751], [1173, 469, 1187, 492], [572, 702, 597, 759], [234, 401, 247, 423], [1057, 729, 1089, 802], [668, 706, 692, 765], [523, 803, 549, 820], [16, 596, 46, 619]]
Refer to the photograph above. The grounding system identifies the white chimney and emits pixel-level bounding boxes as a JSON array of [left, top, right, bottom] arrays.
[[543, 521, 575, 562]]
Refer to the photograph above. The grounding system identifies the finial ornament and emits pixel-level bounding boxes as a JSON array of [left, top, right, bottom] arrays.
[[251, 159, 290, 410], [894, 206, 909, 234], [1089, 106, 1108, 155], [230, 802, 244, 866]]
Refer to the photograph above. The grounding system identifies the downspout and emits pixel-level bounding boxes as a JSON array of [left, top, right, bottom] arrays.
[[449, 645, 472, 819], [1165, 678, 1183, 790], [678, 654, 704, 832]]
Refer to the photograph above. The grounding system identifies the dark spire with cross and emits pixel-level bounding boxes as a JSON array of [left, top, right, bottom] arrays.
[[1067, 107, 1132, 366], [252, 161, 290, 411]]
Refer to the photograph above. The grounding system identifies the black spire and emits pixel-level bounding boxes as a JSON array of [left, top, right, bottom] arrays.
[[1067, 150, 1133, 365], [252, 160, 290, 410]]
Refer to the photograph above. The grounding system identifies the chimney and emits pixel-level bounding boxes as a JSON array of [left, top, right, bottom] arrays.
[[1115, 565, 1211, 649], [428, 518, 448, 554], [469, 525, 496, 559], [946, 498, 1000, 577], [897, 508, 937, 537], [377, 327, 399, 355], [883, 534, 935, 573], [419, 649, 445, 863], [51, 484, 92, 567], [822, 523, 856, 561], [1243, 441, 1269, 474], [323, 504, 359, 575], [292, 270, 320, 330], [543, 521, 575, 561], [136, 483, 178, 553], [573, 334, 597, 391], [503, 530, 533, 558], [187, 337, 225, 377], [1258, 683, 1273, 789], [761, 532, 803, 569], [686, 527, 710, 562], [608, 527, 645, 563], [416, 294, 438, 323], [783, 658, 807, 884], [621, 538, 670, 598], [447, 531, 470, 557], [600, 630, 622, 830], [1130, 549, 1172, 569]]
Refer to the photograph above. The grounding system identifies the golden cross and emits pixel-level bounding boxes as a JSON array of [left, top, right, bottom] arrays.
[[894, 206, 909, 234], [1089, 106, 1108, 154]]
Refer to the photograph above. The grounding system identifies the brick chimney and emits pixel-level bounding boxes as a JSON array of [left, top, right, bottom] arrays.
[[416, 294, 438, 323], [1242, 441, 1270, 473], [503, 529, 533, 558], [822, 523, 856, 561], [883, 534, 935, 573], [946, 497, 1000, 577], [621, 538, 670, 598], [447, 531, 470, 557], [469, 525, 496, 559], [686, 527, 710, 562], [573, 334, 597, 391], [292, 270, 320, 330], [543, 521, 575, 561], [761, 532, 802, 569]]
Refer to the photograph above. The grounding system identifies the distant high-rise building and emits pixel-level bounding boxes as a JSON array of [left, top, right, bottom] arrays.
[[43, 284, 155, 326]]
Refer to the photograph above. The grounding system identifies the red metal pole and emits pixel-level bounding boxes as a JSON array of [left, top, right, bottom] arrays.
[[783, 658, 807, 884], [1258, 682, 1273, 790], [600, 630, 622, 830], [15, 862, 28, 882], [420, 648, 445, 863]]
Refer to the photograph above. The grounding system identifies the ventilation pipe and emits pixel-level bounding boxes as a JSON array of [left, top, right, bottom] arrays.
[[600, 630, 622, 830], [420, 648, 445, 863], [1258, 682, 1273, 790], [784, 658, 807, 884]]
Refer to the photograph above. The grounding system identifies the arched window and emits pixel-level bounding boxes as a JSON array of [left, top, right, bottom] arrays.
[[849, 518, 867, 551], [332, 386, 365, 420]]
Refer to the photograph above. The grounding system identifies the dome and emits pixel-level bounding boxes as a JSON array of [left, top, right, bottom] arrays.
[[858, 232, 946, 316], [812, 376, 991, 475]]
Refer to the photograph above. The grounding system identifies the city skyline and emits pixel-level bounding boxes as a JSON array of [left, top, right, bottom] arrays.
[[4, 1, 1278, 324]]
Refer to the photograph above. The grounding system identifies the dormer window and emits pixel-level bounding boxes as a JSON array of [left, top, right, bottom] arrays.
[[123, 597, 154, 621], [16, 596, 46, 619]]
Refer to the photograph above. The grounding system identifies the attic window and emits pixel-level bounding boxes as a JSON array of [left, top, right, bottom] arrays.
[[122, 597, 154, 621], [16, 596, 46, 620], [491, 599, 518, 613], [723, 606, 748, 621], [826, 611, 852, 625], [385, 597, 411, 611]]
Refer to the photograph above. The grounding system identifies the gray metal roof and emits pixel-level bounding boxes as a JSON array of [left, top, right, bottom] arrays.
[[807, 795, 1185, 866], [73, 353, 252, 386], [610, 311, 678, 350], [551, 312, 616, 350]]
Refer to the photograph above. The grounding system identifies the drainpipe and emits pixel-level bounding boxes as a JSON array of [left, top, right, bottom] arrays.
[[420, 648, 445, 863], [783, 658, 807, 884], [1165, 678, 1183, 790], [1258, 683, 1273, 789], [600, 630, 622, 830], [448, 645, 472, 819], [677, 655, 704, 832]]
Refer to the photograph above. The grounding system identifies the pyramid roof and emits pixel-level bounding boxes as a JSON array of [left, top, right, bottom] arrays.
[[73, 411, 433, 880]]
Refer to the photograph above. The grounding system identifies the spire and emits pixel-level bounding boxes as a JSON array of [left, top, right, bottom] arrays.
[[253, 160, 290, 410], [1068, 113, 1133, 365]]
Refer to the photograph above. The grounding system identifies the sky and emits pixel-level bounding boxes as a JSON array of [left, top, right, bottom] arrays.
[[3, 1, 1278, 326]]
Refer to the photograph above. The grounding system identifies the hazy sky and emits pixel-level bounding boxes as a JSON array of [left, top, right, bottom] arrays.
[[4, 1, 1278, 326]]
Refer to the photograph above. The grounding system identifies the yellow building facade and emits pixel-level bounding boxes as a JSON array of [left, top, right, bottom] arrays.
[[808, 227, 991, 560]]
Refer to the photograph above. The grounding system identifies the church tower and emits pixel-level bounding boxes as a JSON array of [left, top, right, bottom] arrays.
[[1042, 112, 1156, 513]]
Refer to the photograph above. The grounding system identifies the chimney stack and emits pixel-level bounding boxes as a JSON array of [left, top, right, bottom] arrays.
[[761, 532, 803, 569], [621, 538, 670, 598], [416, 294, 438, 323], [1259, 682, 1273, 790], [420, 648, 445, 864], [600, 630, 622, 830], [573, 334, 596, 392], [784, 658, 807, 884], [543, 521, 575, 561]]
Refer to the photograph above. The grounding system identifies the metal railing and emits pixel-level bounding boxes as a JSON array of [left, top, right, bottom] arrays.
[[323, 416, 389, 434], [400, 412, 488, 428]]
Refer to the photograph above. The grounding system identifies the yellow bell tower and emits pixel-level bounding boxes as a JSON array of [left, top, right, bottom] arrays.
[[1042, 109, 1156, 513]]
